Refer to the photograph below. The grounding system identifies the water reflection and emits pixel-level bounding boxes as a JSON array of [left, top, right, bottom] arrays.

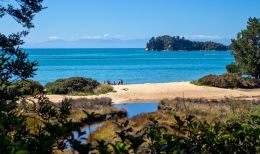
[[72, 102, 159, 145]]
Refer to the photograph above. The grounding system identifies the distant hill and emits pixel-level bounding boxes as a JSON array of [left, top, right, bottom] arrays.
[[146, 35, 230, 51], [24, 38, 148, 48]]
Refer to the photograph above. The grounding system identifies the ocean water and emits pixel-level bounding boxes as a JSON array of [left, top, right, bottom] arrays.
[[26, 48, 234, 85]]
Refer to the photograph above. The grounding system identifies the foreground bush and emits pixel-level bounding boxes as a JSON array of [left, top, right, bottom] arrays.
[[9, 80, 44, 95], [193, 73, 260, 89], [45, 77, 100, 94], [70, 113, 260, 154]]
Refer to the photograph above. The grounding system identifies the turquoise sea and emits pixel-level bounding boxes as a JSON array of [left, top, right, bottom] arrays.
[[26, 48, 234, 85]]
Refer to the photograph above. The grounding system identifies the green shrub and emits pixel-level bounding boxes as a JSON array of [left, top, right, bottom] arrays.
[[9, 80, 44, 96], [226, 62, 240, 74], [77, 113, 260, 154], [193, 73, 260, 89], [95, 84, 114, 94], [45, 77, 100, 94], [196, 74, 239, 88]]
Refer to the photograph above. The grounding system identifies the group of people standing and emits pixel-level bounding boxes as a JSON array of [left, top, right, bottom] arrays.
[[104, 79, 124, 85]]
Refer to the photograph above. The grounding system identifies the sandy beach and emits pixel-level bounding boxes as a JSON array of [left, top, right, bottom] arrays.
[[46, 82, 260, 104]]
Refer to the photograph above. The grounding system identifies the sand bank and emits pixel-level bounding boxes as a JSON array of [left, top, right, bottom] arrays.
[[47, 82, 260, 104]]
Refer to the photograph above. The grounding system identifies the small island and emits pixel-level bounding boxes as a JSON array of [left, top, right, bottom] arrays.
[[146, 35, 229, 51]]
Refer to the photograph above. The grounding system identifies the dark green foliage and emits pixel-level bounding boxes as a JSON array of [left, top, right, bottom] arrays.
[[0, 0, 44, 100], [226, 62, 241, 74], [45, 77, 100, 94], [82, 111, 101, 124], [196, 17, 260, 89], [0, 0, 46, 29], [73, 143, 93, 154], [96, 140, 111, 154], [146, 35, 229, 51], [111, 120, 145, 154], [126, 134, 145, 153], [0, 94, 85, 154], [0, 1, 95, 153], [71, 113, 260, 154], [142, 114, 260, 153], [145, 118, 167, 153], [0, 1, 46, 153], [9, 80, 44, 95], [229, 17, 260, 79], [24, 97, 84, 154], [194, 73, 260, 89]]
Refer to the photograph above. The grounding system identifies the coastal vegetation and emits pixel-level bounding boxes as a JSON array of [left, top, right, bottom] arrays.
[[19, 97, 127, 124], [67, 98, 127, 122], [45, 77, 114, 95], [227, 17, 260, 79], [7, 78, 114, 96], [193, 17, 260, 88], [87, 98, 260, 153], [0, 1, 119, 153], [0, 1, 86, 153], [192, 73, 260, 89], [9, 80, 44, 96], [146, 35, 229, 51], [45, 77, 100, 94], [1, 0, 260, 153]]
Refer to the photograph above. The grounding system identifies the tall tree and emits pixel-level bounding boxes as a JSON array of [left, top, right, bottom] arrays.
[[230, 17, 260, 79], [0, 0, 45, 96], [0, 1, 45, 153], [0, 2, 100, 153]]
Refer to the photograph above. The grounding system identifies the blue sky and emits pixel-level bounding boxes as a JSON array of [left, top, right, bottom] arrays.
[[1, 0, 260, 45]]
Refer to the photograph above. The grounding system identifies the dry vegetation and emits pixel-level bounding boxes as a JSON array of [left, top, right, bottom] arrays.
[[69, 97, 127, 122], [20, 97, 127, 134], [159, 97, 260, 121], [91, 97, 260, 143]]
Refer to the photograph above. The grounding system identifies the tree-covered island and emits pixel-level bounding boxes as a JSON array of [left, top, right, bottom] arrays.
[[146, 35, 229, 51]]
